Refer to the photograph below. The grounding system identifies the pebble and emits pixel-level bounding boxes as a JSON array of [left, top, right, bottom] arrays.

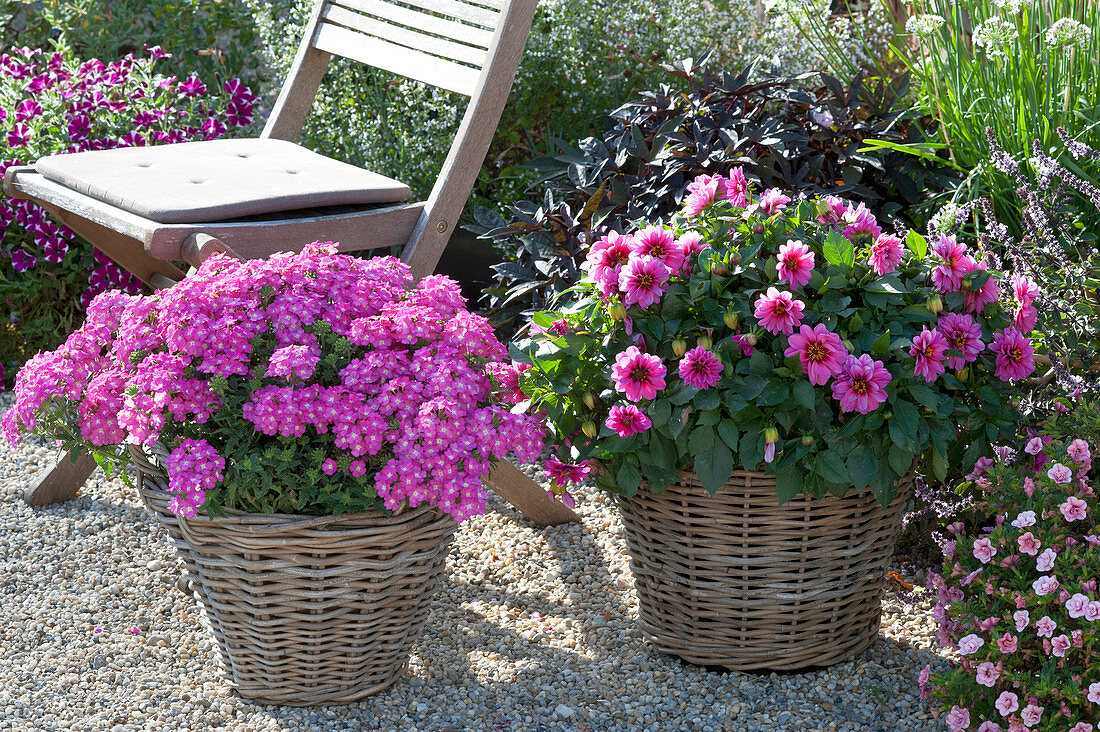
[[0, 392, 950, 731]]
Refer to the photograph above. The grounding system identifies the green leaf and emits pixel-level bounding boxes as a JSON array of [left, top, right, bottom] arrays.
[[688, 426, 715, 456], [695, 442, 734, 495], [650, 433, 678, 470], [792, 380, 816, 410], [694, 389, 721, 411], [756, 382, 789, 407], [908, 383, 937, 410], [822, 230, 855, 267], [649, 399, 672, 427], [871, 331, 891, 354], [815, 451, 849, 484], [892, 399, 920, 439], [932, 445, 948, 482], [776, 466, 802, 504], [905, 230, 928, 260], [740, 431, 764, 471], [717, 420, 740, 450], [888, 447, 914, 477], [616, 461, 642, 496], [847, 444, 878, 489]]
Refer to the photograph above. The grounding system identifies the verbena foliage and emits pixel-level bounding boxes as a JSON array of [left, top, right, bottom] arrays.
[[473, 60, 955, 334]]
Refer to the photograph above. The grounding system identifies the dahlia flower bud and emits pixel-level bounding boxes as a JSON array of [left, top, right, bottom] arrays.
[[764, 426, 779, 463], [926, 295, 944, 314], [609, 302, 626, 321], [581, 420, 598, 438], [696, 334, 713, 350], [671, 338, 688, 357], [723, 308, 739, 330], [582, 391, 597, 410]]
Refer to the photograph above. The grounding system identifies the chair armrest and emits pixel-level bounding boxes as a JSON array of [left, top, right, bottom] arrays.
[[3, 165, 38, 200]]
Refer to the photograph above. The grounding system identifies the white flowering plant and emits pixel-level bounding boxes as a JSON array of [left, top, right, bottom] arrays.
[[513, 172, 1033, 506], [924, 402, 1100, 731]]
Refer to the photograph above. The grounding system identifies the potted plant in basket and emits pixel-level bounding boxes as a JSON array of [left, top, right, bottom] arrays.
[[2, 242, 544, 705], [514, 171, 1037, 671]]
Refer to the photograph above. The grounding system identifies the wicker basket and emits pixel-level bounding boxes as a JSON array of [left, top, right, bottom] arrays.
[[616, 469, 909, 672], [130, 445, 457, 705]]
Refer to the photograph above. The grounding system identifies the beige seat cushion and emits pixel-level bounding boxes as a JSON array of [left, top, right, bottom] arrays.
[[34, 138, 412, 224]]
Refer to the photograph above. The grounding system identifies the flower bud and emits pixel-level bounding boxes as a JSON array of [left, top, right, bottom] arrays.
[[712, 259, 728, 276], [581, 420, 598, 438], [582, 391, 597, 410], [729, 254, 741, 266], [723, 308, 739, 331], [609, 302, 626, 321], [842, 339, 854, 352], [671, 338, 688, 357], [752, 223, 765, 234], [696, 334, 713, 351], [926, 295, 943, 314], [801, 434, 814, 447], [743, 332, 758, 347], [764, 426, 779, 444], [956, 367, 969, 381]]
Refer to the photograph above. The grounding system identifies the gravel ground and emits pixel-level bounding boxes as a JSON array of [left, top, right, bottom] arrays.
[[1, 396, 950, 732]]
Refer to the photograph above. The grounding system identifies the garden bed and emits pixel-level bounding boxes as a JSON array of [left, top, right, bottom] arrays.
[[0, 399, 949, 731]]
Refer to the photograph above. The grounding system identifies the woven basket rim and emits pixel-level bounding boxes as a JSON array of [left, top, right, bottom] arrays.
[[128, 444, 448, 530], [617, 466, 916, 503]]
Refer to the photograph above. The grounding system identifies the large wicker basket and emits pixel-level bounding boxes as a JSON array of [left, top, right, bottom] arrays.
[[130, 445, 457, 705], [616, 470, 909, 672]]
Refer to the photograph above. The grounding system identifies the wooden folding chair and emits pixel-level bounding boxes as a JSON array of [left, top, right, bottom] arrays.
[[4, 0, 578, 525]]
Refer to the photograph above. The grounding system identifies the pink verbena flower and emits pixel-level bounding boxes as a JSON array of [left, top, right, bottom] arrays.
[[910, 327, 948, 382], [991, 329, 1035, 382], [831, 354, 891, 414], [753, 287, 804, 335], [605, 404, 652, 437], [775, 239, 815, 288], [932, 235, 977, 292], [758, 188, 790, 215], [868, 233, 903, 275], [163, 438, 225, 517], [678, 346, 723, 390], [630, 225, 684, 272], [611, 346, 666, 402], [784, 323, 846, 386], [618, 255, 669, 309]]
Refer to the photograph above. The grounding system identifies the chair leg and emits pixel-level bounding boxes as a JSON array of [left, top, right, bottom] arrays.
[[485, 461, 580, 526], [24, 449, 98, 507]]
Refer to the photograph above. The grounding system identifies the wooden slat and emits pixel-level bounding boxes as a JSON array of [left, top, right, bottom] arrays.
[[322, 5, 488, 67], [485, 461, 581, 526], [370, 0, 499, 28], [24, 449, 97, 507], [332, 0, 494, 49], [313, 22, 480, 96]]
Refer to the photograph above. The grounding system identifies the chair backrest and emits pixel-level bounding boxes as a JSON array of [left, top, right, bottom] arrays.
[[261, 0, 538, 278]]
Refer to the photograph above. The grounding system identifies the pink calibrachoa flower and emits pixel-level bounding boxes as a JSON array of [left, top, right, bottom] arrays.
[[995, 633, 1017, 653], [631, 225, 684, 272], [758, 188, 790, 215], [1036, 547, 1057, 572], [831, 354, 891, 414], [972, 537, 997, 564], [605, 404, 652, 437], [977, 723, 1002, 732], [868, 233, 903, 275], [945, 706, 971, 730], [990, 329, 1035, 382], [932, 235, 977, 292], [611, 346, 666, 402], [618, 255, 670, 309], [1059, 495, 1087, 520], [678, 346, 724, 390], [1034, 616, 1057, 637], [753, 287, 804, 335], [1019, 704, 1042, 727], [1068, 438, 1091, 465], [783, 324, 847, 386], [1017, 532, 1041, 556], [958, 633, 985, 655], [910, 327, 949, 382], [1011, 510, 1036, 528], [1032, 575, 1059, 596], [775, 239, 815, 288], [995, 691, 1019, 717], [682, 174, 722, 216], [1088, 682, 1100, 704], [1012, 610, 1029, 631], [1047, 462, 1073, 484], [1069, 724, 1094, 732], [1065, 593, 1090, 619], [975, 661, 1000, 687]]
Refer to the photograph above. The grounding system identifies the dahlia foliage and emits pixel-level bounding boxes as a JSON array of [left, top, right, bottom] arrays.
[[925, 428, 1099, 731], [516, 171, 1034, 505], [2, 243, 544, 520]]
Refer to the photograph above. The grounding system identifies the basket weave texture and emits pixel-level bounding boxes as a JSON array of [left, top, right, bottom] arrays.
[[130, 445, 457, 705], [616, 469, 909, 672]]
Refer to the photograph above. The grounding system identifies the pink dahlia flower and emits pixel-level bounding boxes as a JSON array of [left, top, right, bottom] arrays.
[[964, 266, 1001, 314], [831, 354, 891, 414], [722, 167, 749, 207], [932, 235, 977, 292], [678, 346, 724, 390], [544, 456, 590, 484], [1013, 304, 1038, 333], [1011, 273, 1039, 309], [842, 202, 882, 241], [937, 313, 985, 370], [611, 346, 666, 402], [784, 323, 846, 386], [817, 195, 847, 226], [753, 287, 804, 335], [910, 327, 948, 382], [758, 188, 791, 215], [605, 404, 652, 437], [631, 225, 684, 272], [676, 231, 707, 264], [776, 239, 815, 288], [682, 174, 722, 216], [991, 328, 1035, 382], [587, 231, 634, 298], [618, 255, 670, 309], [868, 233, 903, 275]]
